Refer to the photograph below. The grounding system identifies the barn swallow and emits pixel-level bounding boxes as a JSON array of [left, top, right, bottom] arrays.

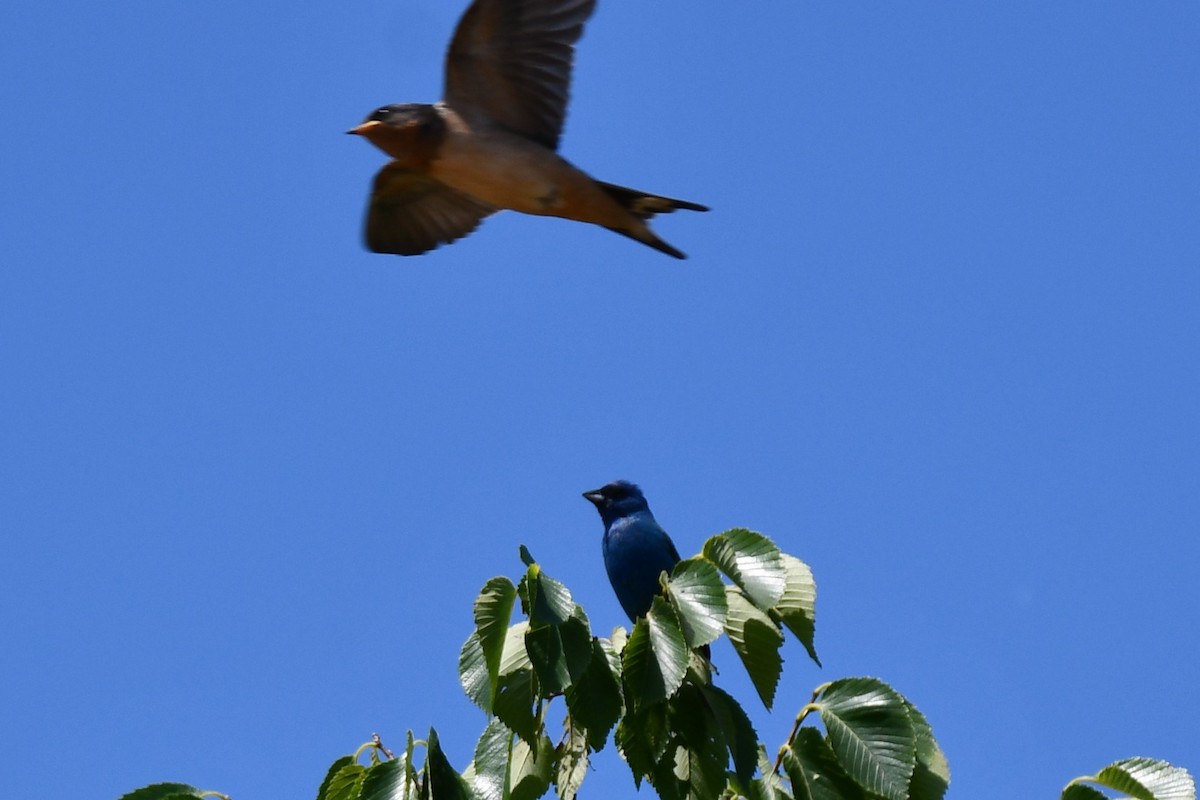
[[348, 0, 708, 258]]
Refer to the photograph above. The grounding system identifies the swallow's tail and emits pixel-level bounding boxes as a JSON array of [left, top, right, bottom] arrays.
[[597, 181, 708, 259], [597, 181, 710, 219]]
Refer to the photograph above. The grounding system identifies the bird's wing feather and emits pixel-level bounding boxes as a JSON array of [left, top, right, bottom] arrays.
[[443, 0, 597, 150], [365, 163, 496, 255]]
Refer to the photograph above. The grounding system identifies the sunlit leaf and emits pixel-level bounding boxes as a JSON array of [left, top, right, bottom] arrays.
[[814, 678, 915, 800], [472, 718, 510, 800], [770, 554, 820, 667], [623, 598, 688, 709], [425, 728, 473, 800], [1068, 757, 1196, 800], [362, 756, 421, 800], [475, 577, 517, 706], [783, 728, 865, 800], [668, 557, 728, 649], [724, 587, 784, 709], [555, 719, 589, 800], [702, 529, 786, 611], [510, 734, 555, 800]]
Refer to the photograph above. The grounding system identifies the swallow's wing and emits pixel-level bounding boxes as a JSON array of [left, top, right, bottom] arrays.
[[364, 163, 496, 255], [443, 0, 597, 150]]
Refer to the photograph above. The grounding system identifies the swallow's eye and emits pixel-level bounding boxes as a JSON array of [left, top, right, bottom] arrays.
[[370, 107, 391, 121]]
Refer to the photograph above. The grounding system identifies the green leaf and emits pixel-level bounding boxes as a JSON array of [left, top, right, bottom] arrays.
[[668, 558, 728, 649], [472, 718, 511, 800], [555, 719, 590, 800], [425, 728, 473, 800], [905, 700, 949, 800], [670, 737, 729, 800], [117, 785, 204, 800], [520, 545, 537, 567], [525, 614, 593, 696], [751, 744, 796, 800], [814, 678, 916, 800], [510, 734, 555, 800], [667, 683, 731, 800], [616, 701, 671, 787], [459, 631, 491, 712], [565, 638, 623, 751], [323, 763, 368, 800], [317, 757, 357, 800], [475, 577, 518, 707], [700, 683, 758, 787], [362, 756, 420, 800], [783, 728, 866, 800], [702, 529, 786, 611], [1061, 787, 1114, 800], [523, 564, 575, 627], [623, 597, 689, 709], [495, 667, 539, 745], [1068, 757, 1195, 800], [770, 554, 820, 667], [724, 587, 784, 709]]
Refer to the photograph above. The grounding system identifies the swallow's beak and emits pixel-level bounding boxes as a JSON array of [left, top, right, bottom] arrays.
[[582, 489, 605, 507], [346, 120, 385, 136]]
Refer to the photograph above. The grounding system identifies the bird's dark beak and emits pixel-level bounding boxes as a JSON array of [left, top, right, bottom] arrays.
[[582, 489, 605, 507], [346, 120, 385, 136]]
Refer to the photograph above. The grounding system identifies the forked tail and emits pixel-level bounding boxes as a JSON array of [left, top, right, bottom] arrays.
[[598, 181, 709, 259]]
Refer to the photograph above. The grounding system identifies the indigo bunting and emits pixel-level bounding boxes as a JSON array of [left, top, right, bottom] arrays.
[[583, 480, 684, 623]]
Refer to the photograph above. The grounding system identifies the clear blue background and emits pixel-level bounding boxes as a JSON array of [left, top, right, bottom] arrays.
[[2, 1, 1197, 797]]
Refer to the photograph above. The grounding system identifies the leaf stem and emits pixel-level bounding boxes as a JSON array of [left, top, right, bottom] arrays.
[[771, 685, 827, 775]]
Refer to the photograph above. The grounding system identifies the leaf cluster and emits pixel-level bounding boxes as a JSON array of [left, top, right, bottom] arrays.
[[116, 533, 1195, 800]]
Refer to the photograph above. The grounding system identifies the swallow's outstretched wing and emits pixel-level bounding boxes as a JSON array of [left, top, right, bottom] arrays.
[[443, 0, 597, 150], [365, 162, 496, 255]]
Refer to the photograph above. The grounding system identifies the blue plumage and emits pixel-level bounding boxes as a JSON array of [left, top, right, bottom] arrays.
[[583, 480, 682, 623]]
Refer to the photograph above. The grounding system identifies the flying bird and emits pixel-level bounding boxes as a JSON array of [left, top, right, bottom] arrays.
[[348, 0, 708, 258], [583, 480, 687, 624]]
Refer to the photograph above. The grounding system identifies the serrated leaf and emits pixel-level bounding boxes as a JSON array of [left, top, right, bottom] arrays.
[[525, 565, 574, 627], [510, 734, 555, 800], [783, 729, 866, 800], [905, 700, 949, 800], [702, 529, 786, 611], [324, 763, 368, 800], [1072, 757, 1196, 800], [770, 554, 820, 667], [525, 614, 593, 696], [1061, 786, 1114, 800], [700, 683, 758, 787], [475, 577, 517, 707], [616, 701, 671, 787], [668, 558, 728, 649], [724, 587, 784, 709], [623, 597, 688, 709], [317, 757, 357, 800], [554, 719, 589, 800], [472, 718, 511, 800], [500, 621, 534, 675], [425, 728, 473, 800], [815, 678, 916, 800], [459, 631, 491, 712], [671, 737, 728, 800], [362, 756, 420, 800], [565, 638, 623, 751], [495, 667, 539, 745], [117, 785, 204, 800]]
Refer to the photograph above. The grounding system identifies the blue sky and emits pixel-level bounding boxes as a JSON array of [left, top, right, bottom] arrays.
[[2, 1, 1197, 797]]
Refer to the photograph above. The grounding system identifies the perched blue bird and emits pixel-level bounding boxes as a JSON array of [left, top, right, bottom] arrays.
[[583, 480, 683, 623]]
